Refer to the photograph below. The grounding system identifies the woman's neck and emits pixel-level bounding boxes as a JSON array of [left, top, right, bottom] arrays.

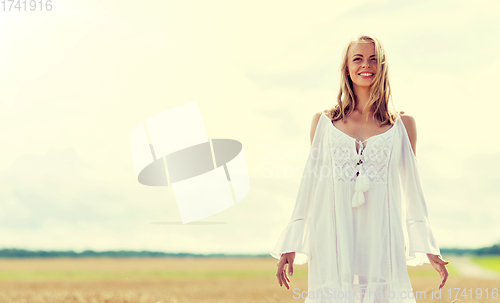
[[353, 85, 371, 112]]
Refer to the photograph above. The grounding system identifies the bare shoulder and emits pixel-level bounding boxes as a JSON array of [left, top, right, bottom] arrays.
[[310, 110, 331, 145], [322, 109, 333, 119], [310, 111, 322, 145], [399, 111, 418, 155], [399, 111, 416, 135]]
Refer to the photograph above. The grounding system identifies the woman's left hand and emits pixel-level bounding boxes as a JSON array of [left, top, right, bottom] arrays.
[[427, 253, 449, 289]]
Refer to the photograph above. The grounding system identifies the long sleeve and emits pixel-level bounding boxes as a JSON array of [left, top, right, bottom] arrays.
[[269, 114, 330, 265], [398, 120, 441, 266]]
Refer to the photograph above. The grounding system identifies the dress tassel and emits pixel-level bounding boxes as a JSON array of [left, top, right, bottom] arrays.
[[352, 174, 371, 208]]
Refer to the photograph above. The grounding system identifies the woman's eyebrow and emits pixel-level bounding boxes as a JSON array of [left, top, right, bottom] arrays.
[[352, 54, 376, 58]]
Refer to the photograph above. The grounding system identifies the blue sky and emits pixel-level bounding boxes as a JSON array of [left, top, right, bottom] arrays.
[[0, 0, 499, 254]]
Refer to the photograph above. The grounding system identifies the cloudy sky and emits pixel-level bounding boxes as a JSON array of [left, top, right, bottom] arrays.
[[0, 0, 498, 255]]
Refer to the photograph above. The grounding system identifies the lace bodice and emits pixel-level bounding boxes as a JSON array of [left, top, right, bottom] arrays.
[[330, 118, 397, 184]]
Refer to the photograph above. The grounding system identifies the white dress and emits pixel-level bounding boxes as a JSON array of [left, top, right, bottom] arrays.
[[270, 112, 441, 303]]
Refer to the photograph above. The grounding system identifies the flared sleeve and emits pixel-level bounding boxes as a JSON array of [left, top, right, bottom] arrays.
[[398, 118, 441, 266], [270, 114, 330, 265]]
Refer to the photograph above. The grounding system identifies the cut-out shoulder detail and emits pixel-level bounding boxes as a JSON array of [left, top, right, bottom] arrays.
[[310, 112, 322, 145], [399, 113, 418, 157], [312, 110, 333, 144]]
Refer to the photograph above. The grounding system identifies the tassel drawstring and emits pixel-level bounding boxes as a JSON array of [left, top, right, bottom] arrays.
[[352, 173, 371, 207], [352, 141, 371, 208]]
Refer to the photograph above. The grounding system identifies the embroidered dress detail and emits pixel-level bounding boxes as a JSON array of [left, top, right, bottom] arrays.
[[331, 119, 396, 208]]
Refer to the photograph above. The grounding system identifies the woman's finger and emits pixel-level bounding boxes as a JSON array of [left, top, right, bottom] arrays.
[[276, 265, 285, 286], [438, 258, 449, 265], [442, 267, 449, 285], [281, 270, 290, 289]]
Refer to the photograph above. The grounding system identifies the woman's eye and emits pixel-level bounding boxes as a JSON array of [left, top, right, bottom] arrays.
[[354, 58, 360, 61]]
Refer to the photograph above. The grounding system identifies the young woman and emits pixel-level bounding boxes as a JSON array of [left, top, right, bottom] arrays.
[[271, 35, 449, 302]]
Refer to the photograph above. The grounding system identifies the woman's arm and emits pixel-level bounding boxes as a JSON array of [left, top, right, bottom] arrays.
[[399, 111, 449, 289], [400, 111, 417, 156], [310, 112, 322, 145], [311, 110, 333, 145], [275, 109, 332, 288]]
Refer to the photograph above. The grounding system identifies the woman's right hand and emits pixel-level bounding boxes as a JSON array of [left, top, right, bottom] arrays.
[[276, 252, 295, 289]]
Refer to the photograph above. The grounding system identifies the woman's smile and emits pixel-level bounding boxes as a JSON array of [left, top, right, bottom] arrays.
[[358, 72, 374, 79]]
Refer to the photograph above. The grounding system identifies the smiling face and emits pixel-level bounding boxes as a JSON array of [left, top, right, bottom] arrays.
[[347, 41, 377, 88]]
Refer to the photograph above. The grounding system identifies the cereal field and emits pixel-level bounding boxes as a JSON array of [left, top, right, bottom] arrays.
[[0, 256, 498, 302]]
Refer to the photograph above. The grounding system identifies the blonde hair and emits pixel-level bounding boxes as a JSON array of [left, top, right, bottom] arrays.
[[328, 35, 397, 126]]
